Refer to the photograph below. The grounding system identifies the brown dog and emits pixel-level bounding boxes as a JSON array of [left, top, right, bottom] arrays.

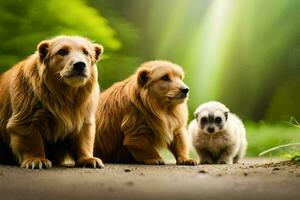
[[0, 36, 104, 169], [94, 60, 197, 165]]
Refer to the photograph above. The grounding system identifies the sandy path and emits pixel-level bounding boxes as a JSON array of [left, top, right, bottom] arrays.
[[0, 158, 299, 200]]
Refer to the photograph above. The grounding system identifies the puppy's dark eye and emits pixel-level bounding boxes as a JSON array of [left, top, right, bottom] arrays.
[[82, 48, 89, 56], [161, 75, 170, 81], [201, 117, 207, 124], [57, 49, 69, 56], [215, 117, 222, 124]]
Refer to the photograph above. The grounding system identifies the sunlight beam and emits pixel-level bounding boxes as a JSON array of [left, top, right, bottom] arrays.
[[188, 0, 235, 103]]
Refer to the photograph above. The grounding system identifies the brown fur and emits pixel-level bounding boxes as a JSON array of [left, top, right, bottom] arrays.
[[94, 60, 197, 165], [0, 36, 104, 169]]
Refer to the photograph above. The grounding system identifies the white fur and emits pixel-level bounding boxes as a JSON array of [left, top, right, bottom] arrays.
[[188, 101, 247, 164]]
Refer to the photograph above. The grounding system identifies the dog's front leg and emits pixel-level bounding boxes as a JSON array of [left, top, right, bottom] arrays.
[[124, 133, 165, 165], [10, 129, 52, 169], [75, 122, 104, 168], [169, 128, 197, 165]]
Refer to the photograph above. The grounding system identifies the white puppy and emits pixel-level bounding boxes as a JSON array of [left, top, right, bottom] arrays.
[[188, 101, 247, 164]]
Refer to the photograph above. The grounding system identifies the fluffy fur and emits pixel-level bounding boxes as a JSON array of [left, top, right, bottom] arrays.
[[94, 60, 197, 165], [0, 36, 104, 169], [189, 101, 247, 164]]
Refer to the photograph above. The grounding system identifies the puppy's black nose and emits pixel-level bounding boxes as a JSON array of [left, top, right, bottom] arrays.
[[73, 62, 86, 72], [180, 87, 189, 94], [207, 127, 215, 133]]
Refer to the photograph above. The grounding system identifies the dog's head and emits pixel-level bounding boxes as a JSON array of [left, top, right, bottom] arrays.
[[194, 101, 230, 134], [37, 36, 103, 87], [136, 60, 189, 105]]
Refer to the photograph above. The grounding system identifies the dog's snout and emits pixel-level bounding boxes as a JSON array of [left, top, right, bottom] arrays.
[[180, 87, 189, 94], [73, 61, 86, 72], [207, 127, 215, 133]]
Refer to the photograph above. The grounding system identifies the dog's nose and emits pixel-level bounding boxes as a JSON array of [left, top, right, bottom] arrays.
[[180, 87, 189, 94], [207, 127, 215, 133], [73, 61, 86, 72]]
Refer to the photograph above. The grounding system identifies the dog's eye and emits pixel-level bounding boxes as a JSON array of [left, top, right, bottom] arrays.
[[161, 75, 170, 81], [82, 48, 89, 56], [57, 49, 69, 56], [201, 117, 207, 124], [215, 117, 222, 124]]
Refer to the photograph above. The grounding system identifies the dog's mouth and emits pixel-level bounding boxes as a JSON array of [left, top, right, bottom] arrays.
[[62, 71, 89, 87], [65, 72, 88, 78], [167, 93, 188, 100]]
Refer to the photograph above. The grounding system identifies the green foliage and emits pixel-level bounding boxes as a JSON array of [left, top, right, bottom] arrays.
[[284, 152, 300, 163], [265, 79, 300, 122], [289, 151, 300, 163], [255, 119, 300, 161], [103, 0, 300, 122], [88, 0, 143, 88], [218, 0, 300, 121], [0, 0, 120, 71], [247, 122, 300, 156]]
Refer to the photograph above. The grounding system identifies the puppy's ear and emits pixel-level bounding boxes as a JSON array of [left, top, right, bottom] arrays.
[[37, 40, 50, 61], [137, 69, 152, 86], [194, 112, 198, 118], [93, 44, 104, 62], [194, 111, 200, 120], [224, 112, 229, 120]]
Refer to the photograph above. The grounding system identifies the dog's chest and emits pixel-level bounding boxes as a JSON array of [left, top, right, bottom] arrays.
[[40, 108, 84, 142], [158, 115, 180, 145]]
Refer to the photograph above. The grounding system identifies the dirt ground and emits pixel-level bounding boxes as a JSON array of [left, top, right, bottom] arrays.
[[0, 158, 299, 200]]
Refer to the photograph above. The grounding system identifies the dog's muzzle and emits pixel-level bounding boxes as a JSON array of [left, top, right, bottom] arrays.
[[68, 61, 88, 77]]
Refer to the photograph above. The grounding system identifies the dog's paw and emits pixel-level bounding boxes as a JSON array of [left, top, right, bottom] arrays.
[[177, 157, 198, 165], [21, 157, 52, 169], [143, 158, 165, 165], [76, 157, 104, 168]]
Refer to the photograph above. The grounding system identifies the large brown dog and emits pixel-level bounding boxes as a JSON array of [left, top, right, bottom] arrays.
[[0, 36, 104, 169], [94, 60, 197, 165]]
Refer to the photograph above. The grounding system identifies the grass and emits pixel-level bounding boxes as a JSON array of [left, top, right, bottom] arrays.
[[254, 119, 300, 162], [246, 121, 300, 156], [285, 152, 300, 163]]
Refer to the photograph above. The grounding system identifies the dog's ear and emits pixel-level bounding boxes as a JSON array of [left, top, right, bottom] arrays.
[[224, 112, 228, 120], [93, 44, 104, 62], [138, 69, 151, 86], [37, 40, 50, 61]]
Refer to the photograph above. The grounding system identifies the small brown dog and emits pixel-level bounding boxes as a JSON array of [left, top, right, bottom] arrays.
[[94, 60, 197, 165], [0, 36, 104, 169]]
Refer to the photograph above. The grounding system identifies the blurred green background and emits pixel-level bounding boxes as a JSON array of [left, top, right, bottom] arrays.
[[0, 0, 299, 156]]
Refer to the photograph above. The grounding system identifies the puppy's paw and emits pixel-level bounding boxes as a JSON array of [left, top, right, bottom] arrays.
[[143, 158, 165, 165], [217, 159, 233, 164], [233, 157, 240, 164], [200, 156, 214, 164], [200, 159, 214, 164], [76, 157, 104, 168], [176, 157, 198, 165], [21, 157, 52, 169]]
